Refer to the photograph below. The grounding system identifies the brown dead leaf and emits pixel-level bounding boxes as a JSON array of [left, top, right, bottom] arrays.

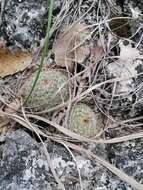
[[0, 48, 32, 78], [90, 39, 105, 64], [53, 23, 90, 72], [73, 33, 90, 63]]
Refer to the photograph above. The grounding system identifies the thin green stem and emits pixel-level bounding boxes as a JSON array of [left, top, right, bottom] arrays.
[[24, 0, 54, 104]]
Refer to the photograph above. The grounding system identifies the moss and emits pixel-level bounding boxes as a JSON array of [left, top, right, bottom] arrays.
[[23, 69, 69, 111], [68, 103, 98, 137]]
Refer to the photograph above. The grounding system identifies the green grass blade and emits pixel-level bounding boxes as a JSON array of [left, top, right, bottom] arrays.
[[24, 0, 54, 104]]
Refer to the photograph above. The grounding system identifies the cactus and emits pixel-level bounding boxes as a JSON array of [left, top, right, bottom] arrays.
[[22, 69, 69, 111], [68, 103, 98, 137]]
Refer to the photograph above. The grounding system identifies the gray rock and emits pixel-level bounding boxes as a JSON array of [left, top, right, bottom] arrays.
[[101, 42, 143, 119], [107, 138, 143, 190], [116, 0, 143, 44], [0, 129, 143, 190], [0, 130, 53, 190], [45, 140, 108, 190], [0, 129, 108, 190], [0, 0, 62, 50], [118, 0, 143, 14]]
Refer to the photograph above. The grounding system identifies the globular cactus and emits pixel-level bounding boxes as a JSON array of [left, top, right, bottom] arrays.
[[68, 103, 100, 137], [22, 69, 69, 111]]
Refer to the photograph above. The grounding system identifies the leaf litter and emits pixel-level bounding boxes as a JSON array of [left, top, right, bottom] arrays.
[[52, 23, 90, 72], [0, 47, 32, 78]]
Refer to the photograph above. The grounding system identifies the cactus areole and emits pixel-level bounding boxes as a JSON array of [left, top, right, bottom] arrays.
[[68, 103, 97, 137]]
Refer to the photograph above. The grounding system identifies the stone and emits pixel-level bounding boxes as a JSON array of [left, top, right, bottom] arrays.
[[45, 139, 109, 190], [0, 129, 108, 190], [0, 129, 143, 190], [0, 130, 53, 190], [0, 0, 63, 50], [107, 138, 143, 189], [102, 42, 143, 119], [116, 0, 143, 43]]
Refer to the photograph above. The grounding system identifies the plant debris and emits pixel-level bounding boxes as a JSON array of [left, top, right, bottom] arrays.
[[52, 23, 90, 72], [0, 48, 32, 78]]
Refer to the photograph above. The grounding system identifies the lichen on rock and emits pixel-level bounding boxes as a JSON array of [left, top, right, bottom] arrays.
[[1, 0, 63, 50]]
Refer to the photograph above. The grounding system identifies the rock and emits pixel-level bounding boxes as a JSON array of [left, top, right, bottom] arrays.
[[116, 0, 143, 44], [107, 138, 143, 189], [48, 137, 143, 190], [118, 0, 143, 14], [0, 0, 62, 50], [0, 129, 143, 190], [0, 130, 53, 190], [0, 129, 108, 190], [102, 41, 143, 119], [79, 0, 107, 25], [45, 139, 109, 190]]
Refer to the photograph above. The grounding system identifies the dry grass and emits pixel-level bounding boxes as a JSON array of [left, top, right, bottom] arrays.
[[0, 0, 143, 189], [1, 110, 143, 190]]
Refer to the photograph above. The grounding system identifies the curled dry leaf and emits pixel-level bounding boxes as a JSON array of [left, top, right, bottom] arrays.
[[0, 48, 32, 78], [52, 23, 90, 72]]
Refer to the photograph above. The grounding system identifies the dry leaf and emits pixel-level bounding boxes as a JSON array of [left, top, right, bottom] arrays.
[[0, 48, 32, 78], [53, 23, 90, 72], [74, 35, 90, 63], [90, 39, 105, 64]]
